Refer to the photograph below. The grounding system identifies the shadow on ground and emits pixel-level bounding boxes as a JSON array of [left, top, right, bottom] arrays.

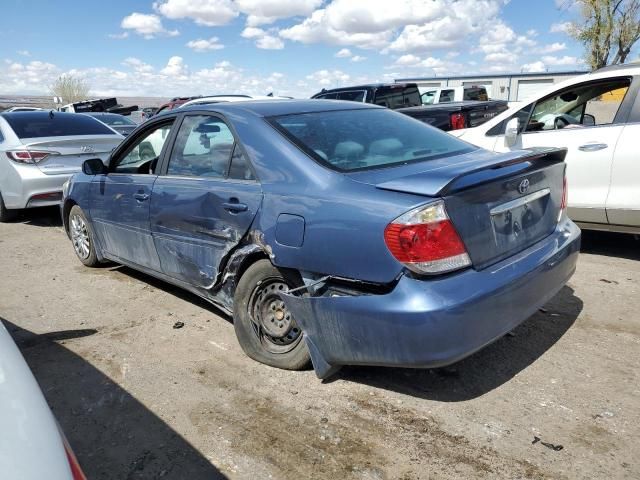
[[1, 317, 227, 480], [334, 285, 583, 402], [10, 205, 63, 227], [580, 230, 640, 261]]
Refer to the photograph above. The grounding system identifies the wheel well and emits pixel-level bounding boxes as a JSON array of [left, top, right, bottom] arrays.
[[234, 251, 270, 288], [62, 199, 77, 236]]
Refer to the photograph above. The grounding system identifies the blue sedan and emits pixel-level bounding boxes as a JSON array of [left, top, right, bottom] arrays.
[[61, 100, 580, 379]]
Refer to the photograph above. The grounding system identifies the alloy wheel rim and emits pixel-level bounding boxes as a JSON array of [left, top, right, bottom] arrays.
[[249, 277, 303, 354], [70, 214, 91, 260]]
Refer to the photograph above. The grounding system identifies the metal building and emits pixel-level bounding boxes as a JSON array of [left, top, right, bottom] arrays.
[[395, 71, 589, 102]]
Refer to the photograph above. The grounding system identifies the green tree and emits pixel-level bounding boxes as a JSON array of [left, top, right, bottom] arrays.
[[50, 74, 90, 104], [562, 0, 640, 69]]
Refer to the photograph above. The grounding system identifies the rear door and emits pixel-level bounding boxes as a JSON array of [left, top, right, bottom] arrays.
[[150, 113, 262, 288], [89, 119, 176, 271], [494, 76, 634, 224]]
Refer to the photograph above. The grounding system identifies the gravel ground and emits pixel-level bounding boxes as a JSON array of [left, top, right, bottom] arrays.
[[1, 207, 638, 480]]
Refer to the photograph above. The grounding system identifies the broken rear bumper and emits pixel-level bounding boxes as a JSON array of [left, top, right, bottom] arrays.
[[282, 219, 580, 379]]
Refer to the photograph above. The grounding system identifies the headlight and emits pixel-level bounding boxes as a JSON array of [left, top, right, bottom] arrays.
[[62, 179, 70, 198]]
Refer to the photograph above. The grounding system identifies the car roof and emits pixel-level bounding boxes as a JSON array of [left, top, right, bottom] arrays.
[[315, 83, 418, 94], [174, 99, 381, 117]]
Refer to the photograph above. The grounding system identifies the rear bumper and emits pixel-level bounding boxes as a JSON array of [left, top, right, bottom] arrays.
[[0, 162, 72, 209], [282, 219, 581, 378]]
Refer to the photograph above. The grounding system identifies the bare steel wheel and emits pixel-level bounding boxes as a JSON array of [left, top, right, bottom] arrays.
[[233, 259, 310, 370], [68, 205, 100, 267], [249, 278, 303, 354]]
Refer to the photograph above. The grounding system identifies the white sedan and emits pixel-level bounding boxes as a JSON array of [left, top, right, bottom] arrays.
[[451, 63, 640, 234], [0, 321, 87, 479]]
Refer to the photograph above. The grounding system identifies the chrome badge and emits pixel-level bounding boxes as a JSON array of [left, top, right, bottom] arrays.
[[80, 145, 94, 153], [518, 178, 530, 194]]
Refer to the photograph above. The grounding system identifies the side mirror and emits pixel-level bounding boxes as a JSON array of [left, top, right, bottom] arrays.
[[82, 158, 107, 175], [504, 117, 520, 147], [582, 113, 596, 126]]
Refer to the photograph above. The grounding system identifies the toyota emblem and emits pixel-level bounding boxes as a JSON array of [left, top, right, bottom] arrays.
[[518, 178, 530, 194]]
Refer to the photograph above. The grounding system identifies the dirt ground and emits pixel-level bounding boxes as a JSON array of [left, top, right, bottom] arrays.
[[1, 207, 638, 480]]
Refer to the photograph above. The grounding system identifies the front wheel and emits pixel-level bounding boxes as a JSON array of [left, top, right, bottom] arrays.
[[233, 259, 310, 370], [68, 205, 100, 267]]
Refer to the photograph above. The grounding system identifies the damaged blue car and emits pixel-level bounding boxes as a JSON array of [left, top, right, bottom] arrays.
[[62, 100, 580, 379]]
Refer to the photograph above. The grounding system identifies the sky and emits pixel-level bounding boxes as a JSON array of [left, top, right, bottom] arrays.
[[0, 0, 622, 99]]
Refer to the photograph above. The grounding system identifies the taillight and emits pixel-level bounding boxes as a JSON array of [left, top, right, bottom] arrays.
[[450, 112, 466, 130], [7, 150, 54, 164], [559, 175, 568, 222], [384, 201, 471, 274]]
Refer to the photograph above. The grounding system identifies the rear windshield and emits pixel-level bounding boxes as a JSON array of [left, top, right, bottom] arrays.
[[463, 88, 488, 101], [2, 112, 114, 139], [89, 113, 135, 126], [269, 108, 474, 172], [373, 86, 422, 109]]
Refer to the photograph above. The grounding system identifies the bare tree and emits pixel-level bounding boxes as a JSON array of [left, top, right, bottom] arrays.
[[50, 74, 90, 104], [561, 0, 640, 69]]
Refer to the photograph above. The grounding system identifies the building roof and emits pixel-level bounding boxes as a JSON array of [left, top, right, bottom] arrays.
[[395, 70, 589, 82]]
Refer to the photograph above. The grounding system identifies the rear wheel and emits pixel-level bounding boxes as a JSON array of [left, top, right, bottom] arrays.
[[68, 205, 100, 267], [233, 260, 310, 370], [0, 193, 16, 222]]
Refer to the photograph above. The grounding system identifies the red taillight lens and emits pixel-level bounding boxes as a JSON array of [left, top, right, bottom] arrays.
[[7, 150, 52, 164], [384, 201, 471, 274], [450, 112, 466, 130]]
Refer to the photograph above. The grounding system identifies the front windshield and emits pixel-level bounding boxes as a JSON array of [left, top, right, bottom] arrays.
[[269, 108, 475, 172]]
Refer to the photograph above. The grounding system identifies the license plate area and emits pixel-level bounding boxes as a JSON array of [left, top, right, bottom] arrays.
[[490, 188, 551, 242]]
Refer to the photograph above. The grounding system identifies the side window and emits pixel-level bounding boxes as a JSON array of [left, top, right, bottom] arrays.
[[315, 93, 338, 100], [337, 90, 365, 102], [167, 115, 234, 178], [421, 90, 436, 105], [228, 145, 255, 181], [439, 89, 455, 102], [112, 122, 173, 174], [526, 78, 630, 132]]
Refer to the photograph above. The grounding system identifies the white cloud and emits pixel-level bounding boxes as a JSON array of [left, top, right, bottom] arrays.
[[186, 37, 225, 52], [236, 0, 323, 26], [122, 57, 154, 73], [160, 56, 188, 76], [121, 13, 179, 39], [485, 52, 518, 64], [241, 27, 265, 39], [521, 61, 547, 73], [541, 55, 582, 66], [350, 55, 367, 62], [550, 21, 572, 33], [256, 35, 284, 50], [394, 54, 421, 66], [154, 0, 238, 26], [305, 69, 350, 88], [108, 32, 130, 40], [335, 48, 352, 58], [540, 42, 568, 53]]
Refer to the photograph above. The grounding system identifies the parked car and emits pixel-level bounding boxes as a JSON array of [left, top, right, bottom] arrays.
[[0, 111, 123, 221], [421, 85, 490, 104], [311, 83, 422, 108], [84, 112, 137, 136], [3, 106, 44, 112], [450, 63, 640, 234], [0, 321, 87, 479], [153, 96, 203, 116], [398, 100, 508, 131], [59, 97, 138, 116], [62, 100, 580, 379], [178, 94, 290, 108]]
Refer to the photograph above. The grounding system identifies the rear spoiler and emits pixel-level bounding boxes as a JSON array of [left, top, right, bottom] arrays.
[[375, 147, 567, 197]]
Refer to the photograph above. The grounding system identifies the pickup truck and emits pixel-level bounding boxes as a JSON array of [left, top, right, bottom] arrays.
[[421, 85, 489, 104], [398, 100, 508, 131]]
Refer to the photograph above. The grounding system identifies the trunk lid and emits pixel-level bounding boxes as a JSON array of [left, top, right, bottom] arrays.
[[22, 136, 122, 175], [350, 147, 567, 270]]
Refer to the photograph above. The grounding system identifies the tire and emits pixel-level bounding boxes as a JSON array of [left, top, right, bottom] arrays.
[[233, 259, 310, 370], [0, 193, 16, 222], [68, 205, 100, 267]]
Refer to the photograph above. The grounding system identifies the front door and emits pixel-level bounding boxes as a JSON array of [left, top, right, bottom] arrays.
[[150, 114, 262, 287], [493, 77, 632, 225], [90, 120, 175, 270]]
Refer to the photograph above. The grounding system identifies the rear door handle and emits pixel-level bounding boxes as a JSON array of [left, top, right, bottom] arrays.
[[134, 193, 150, 202], [578, 143, 608, 152], [222, 201, 248, 213]]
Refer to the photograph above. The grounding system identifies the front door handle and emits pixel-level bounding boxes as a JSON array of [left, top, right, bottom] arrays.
[[578, 143, 608, 152], [222, 200, 248, 213], [134, 192, 150, 202]]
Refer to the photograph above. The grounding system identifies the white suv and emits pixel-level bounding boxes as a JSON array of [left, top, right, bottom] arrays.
[[452, 63, 640, 234]]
